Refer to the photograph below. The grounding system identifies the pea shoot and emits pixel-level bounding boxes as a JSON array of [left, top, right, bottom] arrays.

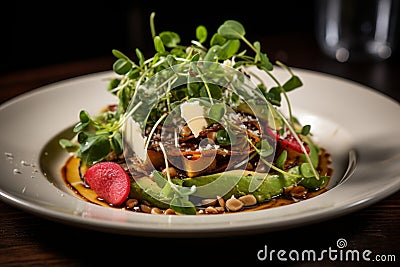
[[59, 12, 327, 215]]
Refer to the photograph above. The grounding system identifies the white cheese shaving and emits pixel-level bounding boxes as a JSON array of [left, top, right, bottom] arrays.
[[124, 117, 147, 161], [180, 101, 208, 138]]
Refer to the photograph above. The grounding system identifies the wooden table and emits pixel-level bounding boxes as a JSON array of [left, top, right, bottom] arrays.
[[1, 34, 399, 266]]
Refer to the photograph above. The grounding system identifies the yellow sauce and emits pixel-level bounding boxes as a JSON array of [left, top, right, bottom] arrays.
[[61, 156, 111, 208]]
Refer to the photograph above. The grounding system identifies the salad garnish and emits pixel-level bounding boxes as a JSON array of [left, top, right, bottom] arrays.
[[59, 12, 332, 215]]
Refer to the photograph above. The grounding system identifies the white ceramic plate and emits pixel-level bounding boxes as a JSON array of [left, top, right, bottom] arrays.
[[1, 68, 399, 238]]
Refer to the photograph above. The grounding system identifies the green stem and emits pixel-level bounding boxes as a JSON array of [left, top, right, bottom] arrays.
[[246, 137, 301, 178], [273, 105, 320, 180], [144, 113, 167, 151], [241, 37, 257, 54], [158, 142, 181, 195], [265, 69, 294, 124], [150, 12, 156, 39]]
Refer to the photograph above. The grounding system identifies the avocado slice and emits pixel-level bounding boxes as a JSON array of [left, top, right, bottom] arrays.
[[182, 169, 300, 203]]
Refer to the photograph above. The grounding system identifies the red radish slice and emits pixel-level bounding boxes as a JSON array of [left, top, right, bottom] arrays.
[[266, 127, 310, 154], [279, 137, 310, 154], [84, 162, 130, 206]]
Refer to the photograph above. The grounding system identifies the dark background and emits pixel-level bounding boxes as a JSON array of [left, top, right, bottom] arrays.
[[0, 0, 312, 73], [0, 1, 361, 74], [2, 1, 399, 75]]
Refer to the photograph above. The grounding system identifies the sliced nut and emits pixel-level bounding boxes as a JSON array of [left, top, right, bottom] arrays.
[[245, 162, 254, 171], [164, 208, 176, 215], [162, 166, 177, 178], [179, 125, 192, 137], [289, 185, 308, 199], [215, 206, 225, 213], [126, 198, 139, 209], [238, 194, 257, 206], [217, 195, 225, 207], [151, 207, 163, 214], [140, 204, 152, 213], [205, 206, 219, 214], [225, 197, 244, 212]]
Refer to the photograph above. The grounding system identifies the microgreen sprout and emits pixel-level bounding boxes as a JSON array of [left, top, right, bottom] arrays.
[[59, 12, 328, 214]]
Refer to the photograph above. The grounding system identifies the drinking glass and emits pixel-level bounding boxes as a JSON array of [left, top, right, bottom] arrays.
[[315, 0, 399, 62]]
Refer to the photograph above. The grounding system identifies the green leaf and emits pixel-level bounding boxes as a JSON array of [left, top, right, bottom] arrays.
[[256, 139, 274, 157], [160, 181, 175, 199], [196, 25, 207, 43], [301, 125, 311, 136], [112, 49, 130, 60], [79, 135, 111, 164], [170, 197, 197, 215], [73, 121, 89, 133], [300, 176, 329, 189], [59, 139, 79, 152], [266, 87, 282, 105], [153, 170, 167, 188], [199, 83, 222, 99], [191, 53, 201, 62], [259, 53, 273, 71], [218, 20, 245, 40], [204, 45, 222, 62], [111, 132, 123, 155], [216, 129, 231, 145], [283, 75, 303, 92], [79, 110, 90, 123], [77, 132, 88, 144], [170, 47, 186, 58], [210, 33, 226, 46], [276, 150, 287, 169], [135, 48, 145, 66], [216, 39, 240, 60], [300, 163, 314, 178], [159, 31, 181, 48], [187, 83, 201, 97], [113, 58, 132, 75], [154, 36, 166, 53], [208, 103, 226, 122], [107, 78, 121, 94]]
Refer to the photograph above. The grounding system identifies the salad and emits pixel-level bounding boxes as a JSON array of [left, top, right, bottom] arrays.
[[59, 12, 332, 215]]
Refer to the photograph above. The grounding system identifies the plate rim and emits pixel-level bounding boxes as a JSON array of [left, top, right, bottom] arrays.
[[1, 67, 399, 237]]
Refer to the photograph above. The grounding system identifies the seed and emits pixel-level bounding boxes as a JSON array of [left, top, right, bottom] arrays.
[[164, 208, 176, 215], [151, 207, 163, 214], [217, 195, 225, 207], [215, 206, 225, 213], [289, 185, 308, 199], [162, 166, 177, 178], [225, 197, 244, 212], [140, 204, 152, 213], [238, 194, 257, 206], [126, 198, 138, 209], [205, 206, 219, 214], [179, 125, 192, 137], [245, 162, 254, 171]]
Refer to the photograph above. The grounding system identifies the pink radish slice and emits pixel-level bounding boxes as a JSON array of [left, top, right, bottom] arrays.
[[84, 161, 130, 206]]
